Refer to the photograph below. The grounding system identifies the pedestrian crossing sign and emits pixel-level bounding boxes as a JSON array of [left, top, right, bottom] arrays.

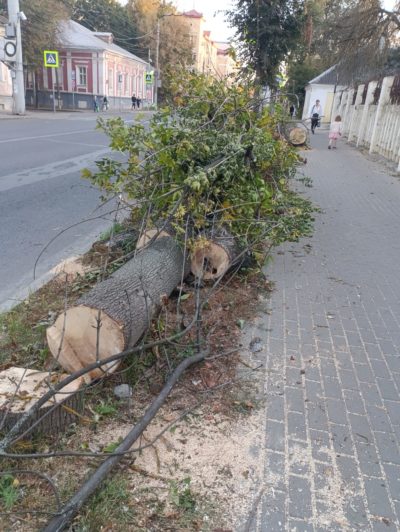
[[44, 50, 59, 68], [145, 71, 154, 84]]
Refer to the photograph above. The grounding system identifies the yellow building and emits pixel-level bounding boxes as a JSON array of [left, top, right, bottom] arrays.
[[182, 10, 235, 78]]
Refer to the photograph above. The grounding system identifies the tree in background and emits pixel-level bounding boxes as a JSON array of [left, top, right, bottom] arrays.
[[70, 0, 141, 58], [227, 0, 305, 87], [127, 0, 192, 76], [318, 0, 400, 81], [0, 0, 70, 68], [286, 0, 329, 112]]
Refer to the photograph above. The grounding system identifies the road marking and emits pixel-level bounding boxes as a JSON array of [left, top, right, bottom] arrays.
[[0, 128, 100, 144], [46, 138, 108, 148], [0, 148, 111, 192]]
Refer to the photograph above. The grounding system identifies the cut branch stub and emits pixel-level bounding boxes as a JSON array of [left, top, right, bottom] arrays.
[[46, 237, 189, 381], [0, 367, 84, 436], [191, 230, 240, 280]]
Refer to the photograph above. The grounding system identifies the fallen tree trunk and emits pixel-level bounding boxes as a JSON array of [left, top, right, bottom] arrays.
[[0, 367, 83, 437], [136, 228, 172, 250], [191, 229, 241, 280], [43, 351, 206, 532], [46, 237, 189, 381]]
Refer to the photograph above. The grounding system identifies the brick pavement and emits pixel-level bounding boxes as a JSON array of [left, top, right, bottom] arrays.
[[249, 132, 400, 531]]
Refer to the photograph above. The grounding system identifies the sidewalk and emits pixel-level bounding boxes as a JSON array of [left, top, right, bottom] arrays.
[[249, 131, 400, 531]]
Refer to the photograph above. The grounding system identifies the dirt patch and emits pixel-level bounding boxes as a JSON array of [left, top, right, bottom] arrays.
[[0, 245, 271, 531]]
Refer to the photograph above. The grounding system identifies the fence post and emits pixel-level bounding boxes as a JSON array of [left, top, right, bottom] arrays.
[[331, 91, 341, 123], [348, 86, 364, 142], [342, 88, 354, 136], [356, 81, 377, 147], [369, 76, 394, 154]]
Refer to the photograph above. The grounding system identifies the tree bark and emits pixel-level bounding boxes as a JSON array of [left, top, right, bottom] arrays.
[[0, 367, 83, 437], [46, 238, 189, 381], [191, 228, 240, 280]]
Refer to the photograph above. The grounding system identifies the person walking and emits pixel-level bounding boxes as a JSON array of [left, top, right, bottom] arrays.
[[93, 96, 99, 113], [328, 115, 342, 149], [131, 94, 137, 110], [289, 104, 296, 118], [310, 99, 322, 134], [136, 96, 141, 109], [102, 95, 109, 111]]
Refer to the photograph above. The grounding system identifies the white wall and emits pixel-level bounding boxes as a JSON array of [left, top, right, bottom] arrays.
[[334, 75, 400, 171], [302, 83, 345, 124]]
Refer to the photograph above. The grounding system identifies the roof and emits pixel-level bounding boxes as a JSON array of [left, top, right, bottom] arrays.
[[183, 10, 203, 19], [308, 65, 339, 85], [58, 20, 148, 66]]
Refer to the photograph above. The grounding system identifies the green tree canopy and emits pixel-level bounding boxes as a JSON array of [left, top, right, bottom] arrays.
[[127, 0, 192, 74], [70, 0, 142, 58], [227, 0, 305, 87]]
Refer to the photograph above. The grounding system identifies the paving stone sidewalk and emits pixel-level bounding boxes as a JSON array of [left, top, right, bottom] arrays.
[[250, 132, 400, 531]]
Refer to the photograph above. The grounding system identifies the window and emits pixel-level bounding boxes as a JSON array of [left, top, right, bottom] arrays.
[[55, 67, 64, 90], [108, 69, 113, 91], [78, 66, 87, 87]]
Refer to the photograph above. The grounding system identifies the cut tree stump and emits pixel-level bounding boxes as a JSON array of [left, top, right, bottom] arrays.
[[288, 126, 308, 146], [191, 229, 240, 280], [46, 237, 189, 381], [0, 367, 84, 436]]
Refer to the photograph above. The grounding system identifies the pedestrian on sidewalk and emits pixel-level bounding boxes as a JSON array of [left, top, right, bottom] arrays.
[[289, 103, 296, 118], [93, 96, 99, 113], [328, 115, 342, 149], [136, 97, 141, 109], [131, 94, 137, 110], [102, 95, 109, 111], [310, 99, 322, 134]]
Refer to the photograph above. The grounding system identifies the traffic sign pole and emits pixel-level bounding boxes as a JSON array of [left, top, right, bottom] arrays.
[[43, 51, 59, 113]]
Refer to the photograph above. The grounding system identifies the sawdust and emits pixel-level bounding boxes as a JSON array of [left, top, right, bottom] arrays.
[[88, 405, 265, 530]]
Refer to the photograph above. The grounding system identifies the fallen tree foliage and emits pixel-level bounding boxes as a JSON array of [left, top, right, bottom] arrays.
[[84, 68, 315, 270]]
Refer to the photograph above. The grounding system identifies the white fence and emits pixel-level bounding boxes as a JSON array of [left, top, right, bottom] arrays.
[[332, 74, 400, 171]]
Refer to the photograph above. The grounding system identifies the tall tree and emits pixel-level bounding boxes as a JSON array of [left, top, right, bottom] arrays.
[[0, 0, 70, 67], [70, 0, 141, 58], [127, 0, 192, 74], [227, 0, 305, 87], [319, 0, 400, 80]]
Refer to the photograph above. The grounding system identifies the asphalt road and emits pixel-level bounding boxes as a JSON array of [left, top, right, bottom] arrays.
[[0, 110, 144, 311]]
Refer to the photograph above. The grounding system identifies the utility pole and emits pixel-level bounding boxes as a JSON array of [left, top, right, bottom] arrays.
[[7, 0, 25, 114], [155, 18, 160, 108]]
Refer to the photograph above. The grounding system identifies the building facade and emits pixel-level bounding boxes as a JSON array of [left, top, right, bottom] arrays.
[[302, 66, 344, 124], [0, 15, 13, 111], [27, 20, 152, 111], [182, 10, 234, 78]]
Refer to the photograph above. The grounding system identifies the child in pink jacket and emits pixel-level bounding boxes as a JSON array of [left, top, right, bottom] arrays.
[[328, 115, 342, 149]]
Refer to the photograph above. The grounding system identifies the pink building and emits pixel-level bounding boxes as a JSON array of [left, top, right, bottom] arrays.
[[27, 20, 153, 110]]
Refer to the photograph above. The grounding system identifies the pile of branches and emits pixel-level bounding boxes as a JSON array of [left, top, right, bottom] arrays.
[[85, 68, 315, 262]]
